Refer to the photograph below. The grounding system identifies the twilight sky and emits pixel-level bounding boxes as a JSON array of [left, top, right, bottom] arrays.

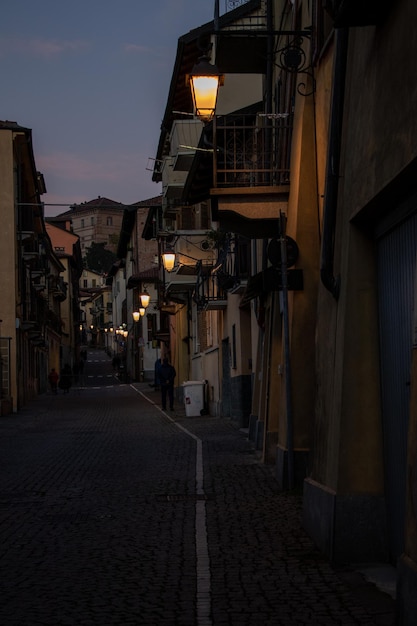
[[0, 1, 217, 216]]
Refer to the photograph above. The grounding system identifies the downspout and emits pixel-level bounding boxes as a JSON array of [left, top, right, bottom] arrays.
[[265, 0, 274, 181], [320, 28, 349, 299]]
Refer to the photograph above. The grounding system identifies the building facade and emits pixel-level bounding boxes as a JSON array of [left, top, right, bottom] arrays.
[[151, 0, 417, 621], [54, 196, 125, 256], [0, 121, 72, 412]]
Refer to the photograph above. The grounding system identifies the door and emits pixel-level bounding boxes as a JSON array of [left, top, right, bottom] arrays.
[[377, 212, 417, 560]]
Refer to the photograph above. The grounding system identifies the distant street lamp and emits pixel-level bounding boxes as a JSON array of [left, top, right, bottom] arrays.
[[140, 289, 150, 309]]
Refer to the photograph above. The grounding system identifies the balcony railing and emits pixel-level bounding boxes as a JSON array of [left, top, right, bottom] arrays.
[[51, 276, 67, 301], [212, 235, 251, 294], [194, 261, 227, 311], [213, 112, 293, 188]]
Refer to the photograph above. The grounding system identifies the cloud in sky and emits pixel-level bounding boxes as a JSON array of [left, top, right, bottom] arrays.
[[0, 1, 214, 209], [0, 36, 89, 59], [37, 151, 138, 184], [124, 43, 157, 55]]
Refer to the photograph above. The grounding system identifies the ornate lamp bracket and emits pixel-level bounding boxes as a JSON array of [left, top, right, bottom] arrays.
[[275, 36, 315, 96]]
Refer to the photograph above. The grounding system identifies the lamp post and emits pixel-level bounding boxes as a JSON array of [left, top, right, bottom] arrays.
[[134, 307, 146, 381]]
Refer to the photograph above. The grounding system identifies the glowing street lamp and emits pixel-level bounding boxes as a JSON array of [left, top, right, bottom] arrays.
[[162, 248, 176, 272], [140, 289, 150, 309], [187, 55, 224, 123]]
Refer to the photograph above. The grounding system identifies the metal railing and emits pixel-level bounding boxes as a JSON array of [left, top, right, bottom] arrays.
[[213, 112, 293, 188]]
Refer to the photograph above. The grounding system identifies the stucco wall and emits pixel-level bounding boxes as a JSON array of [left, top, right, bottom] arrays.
[[0, 131, 18, 411]]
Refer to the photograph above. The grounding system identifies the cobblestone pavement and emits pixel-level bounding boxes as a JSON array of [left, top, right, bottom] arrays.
[[0, 350, 396, 625]]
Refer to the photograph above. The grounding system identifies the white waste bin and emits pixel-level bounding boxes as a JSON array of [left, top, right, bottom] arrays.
[[182, 381, 205, 417]]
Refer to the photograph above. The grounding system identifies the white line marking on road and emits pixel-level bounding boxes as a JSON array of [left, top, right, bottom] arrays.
[[134, 387, 212, 626]]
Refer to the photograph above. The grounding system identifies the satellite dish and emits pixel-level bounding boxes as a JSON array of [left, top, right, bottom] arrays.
[[201, 240, 210, 250]]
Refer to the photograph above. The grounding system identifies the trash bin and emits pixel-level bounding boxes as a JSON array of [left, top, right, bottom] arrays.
[[182, 381, 205, 417]]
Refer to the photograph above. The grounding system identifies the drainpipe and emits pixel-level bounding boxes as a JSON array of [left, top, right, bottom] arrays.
[[320, 28, 349, 300], [214, 0, 219, 31], [279, 212, 294, 489], [265, 0, 274, 181]]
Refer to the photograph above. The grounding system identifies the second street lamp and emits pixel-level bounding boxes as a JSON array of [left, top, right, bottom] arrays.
[[140, 289, 150, 309]]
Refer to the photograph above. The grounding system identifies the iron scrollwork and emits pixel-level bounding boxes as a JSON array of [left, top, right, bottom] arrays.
[[226, 0, 250, 10], [275, 37, 315, 96]]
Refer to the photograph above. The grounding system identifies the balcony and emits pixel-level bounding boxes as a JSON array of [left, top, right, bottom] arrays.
[[51, 276, 67, 301], [164, 264, 199, 304], [194, 261, 227, 311], [183, 108, 292, 238], [213, 112, 292, 189], [170, 120, 202, 172], [212, 235, 251, 295]]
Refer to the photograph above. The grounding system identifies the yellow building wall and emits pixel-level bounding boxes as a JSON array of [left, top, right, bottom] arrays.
[[0, 131, 18, 411]]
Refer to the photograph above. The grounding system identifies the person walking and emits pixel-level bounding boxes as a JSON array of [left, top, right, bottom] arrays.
[[72, 361, 79, 385], [58, 364, 72, 394], [159, 357, 176, 411], [78, 358, 85, 385], [48, 368, 59, 394], [154, 358, 162, 391]]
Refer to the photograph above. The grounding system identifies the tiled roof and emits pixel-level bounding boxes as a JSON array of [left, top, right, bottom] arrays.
[[0, 120, 30, 132], [131, 195, 163, 208], [127, 267, 159, 288], [56, 196, 124, 217]]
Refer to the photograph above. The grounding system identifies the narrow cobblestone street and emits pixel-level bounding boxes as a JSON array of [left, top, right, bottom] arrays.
[[0, 349, 396, 625]]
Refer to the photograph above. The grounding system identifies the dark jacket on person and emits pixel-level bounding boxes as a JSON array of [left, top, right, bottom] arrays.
[[159, 360, 176, 387], [59, 364, 72, 390]]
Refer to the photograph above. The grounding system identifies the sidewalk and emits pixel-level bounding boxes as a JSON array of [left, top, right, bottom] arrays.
[[135, 382, 397, 625]]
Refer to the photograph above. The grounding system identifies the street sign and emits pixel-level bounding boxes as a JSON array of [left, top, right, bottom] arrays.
[[267, 236, 299, 268]]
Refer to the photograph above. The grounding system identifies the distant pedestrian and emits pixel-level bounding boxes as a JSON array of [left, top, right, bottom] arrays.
[[159, 357, 176, 411], [58, 364, 72, 394], [154, 358, 162, 391], [72, 361, 79, 384], [48, 368, 59, 394], [78, 358, 85, 384]]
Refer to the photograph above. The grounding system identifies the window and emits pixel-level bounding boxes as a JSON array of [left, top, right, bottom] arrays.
[[91, 217, 95, 225], [81, 218, 85, 228], [92, 279, 96, 288], [107, 216, 113, 226], [83, 279, 88, 288], [147, 314, 156, 342]]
